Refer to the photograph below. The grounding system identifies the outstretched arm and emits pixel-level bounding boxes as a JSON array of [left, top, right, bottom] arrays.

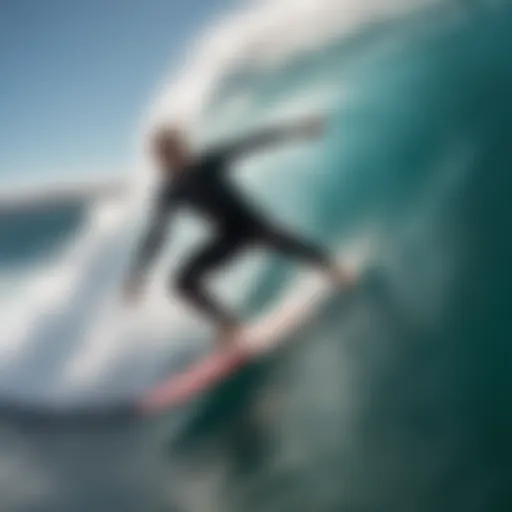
[[214, 113, 326, 163], [123, 190, 173, 301]]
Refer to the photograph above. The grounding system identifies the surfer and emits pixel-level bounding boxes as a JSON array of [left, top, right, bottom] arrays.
[[123, 115, 354, 346]]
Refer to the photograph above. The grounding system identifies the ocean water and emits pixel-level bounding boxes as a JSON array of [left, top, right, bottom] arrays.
[[1, 2, 511, 511]]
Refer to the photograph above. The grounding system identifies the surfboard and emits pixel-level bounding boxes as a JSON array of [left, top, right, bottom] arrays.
[[137, 272, 346, 414]]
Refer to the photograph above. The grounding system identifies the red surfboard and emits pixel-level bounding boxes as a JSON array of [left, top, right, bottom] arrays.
[[137, 273, 342, 414]]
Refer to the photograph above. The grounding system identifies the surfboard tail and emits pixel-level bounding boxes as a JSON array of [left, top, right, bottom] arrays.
[[138, 347, 249, 413]]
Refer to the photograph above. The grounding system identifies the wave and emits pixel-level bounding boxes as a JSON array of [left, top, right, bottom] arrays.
[[143, 0, 442, 138], [1, 0, 508, 410]]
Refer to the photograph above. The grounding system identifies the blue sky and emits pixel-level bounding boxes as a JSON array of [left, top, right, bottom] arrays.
[[0, 0, 234, 184]]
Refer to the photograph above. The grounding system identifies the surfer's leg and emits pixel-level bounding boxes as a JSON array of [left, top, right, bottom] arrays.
[[259, 225, 332, 268], [174, 233, 246, 334], [259, 224, 357, 287]]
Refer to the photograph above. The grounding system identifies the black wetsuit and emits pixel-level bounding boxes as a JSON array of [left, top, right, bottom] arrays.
[[129, 127, 331, 325]]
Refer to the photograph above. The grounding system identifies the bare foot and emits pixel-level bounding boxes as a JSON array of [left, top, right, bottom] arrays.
[[328, 265, 359, 290], [214, 322, 242, 350]]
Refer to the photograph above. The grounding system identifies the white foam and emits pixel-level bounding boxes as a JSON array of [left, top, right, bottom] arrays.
[[144, 0, 438, 135]]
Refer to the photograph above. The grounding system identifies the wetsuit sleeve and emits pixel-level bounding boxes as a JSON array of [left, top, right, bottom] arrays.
[[126, 187, 174, 283], [209, 117, 323, 164]]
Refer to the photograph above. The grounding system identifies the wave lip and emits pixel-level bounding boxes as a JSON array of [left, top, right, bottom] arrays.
[[145, 0, 435, 132]]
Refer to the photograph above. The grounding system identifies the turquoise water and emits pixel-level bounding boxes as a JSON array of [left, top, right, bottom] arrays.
[[0, 5, 511, 511]]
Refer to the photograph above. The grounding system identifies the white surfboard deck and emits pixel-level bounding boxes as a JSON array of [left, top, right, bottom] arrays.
[[138, 271, 342, 414], [240, 272, 335, 354]]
